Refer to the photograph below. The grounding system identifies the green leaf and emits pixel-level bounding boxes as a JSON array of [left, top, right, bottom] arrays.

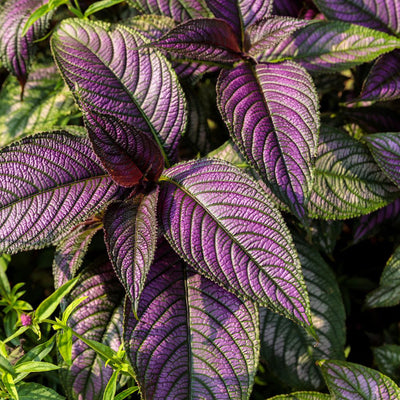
[[0, 254, 11, 295], [34, 277, 79, 323], [308, 125, 399, 219], [267, 392, 331, 399], [17, 382, 65, 399], [16, 337, 55, 365], [365, 245, 400, 308], [373, 344, 400, 384], [14, 361, 60, 375], [102, 369, 119, 400], [61, 296, 88, 324], [3, 372, 18, 400], [0, 353, 16, 376], [57, 328, 73, 366], [84, 0, 125, 17], [114, 387, 139, 400]]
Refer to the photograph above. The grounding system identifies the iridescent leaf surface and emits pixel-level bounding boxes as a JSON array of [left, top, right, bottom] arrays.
[[308, 126, 399, 219], [127, 0, 211, 21], [365, 245, 400, 308], [0, 0, 52, 86], [159, 158, 312, 328], [259, 21, 400, 72], [313, 0, 400, 35], [217, 61, 319, 219], [365, 132, 400, 189], [319, 360, 400, 400], [61, 261, 125, 400], [124, 240, 259, 399], [260, 238, 345, 389], [358, 51, 400, 102], [0, 132, 122, 253], [267, 392, 331, 400], [52, 218, 102, 289], [0, 65, 77, 147], [51, 19, 187, 165], [104, 187, 159, 315], [84, 112, 164, 187], [373, 345, 400, 384], [151, 18, 243, 64]]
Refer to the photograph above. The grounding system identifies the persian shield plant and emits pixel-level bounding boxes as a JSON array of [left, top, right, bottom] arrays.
[[0, 0, 400, 399]]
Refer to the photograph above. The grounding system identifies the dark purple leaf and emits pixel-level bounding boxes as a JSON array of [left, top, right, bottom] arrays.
[[358, 50, 400, 102], [206, 0, 272, 47], [151, 18, 244, 65], [319, 360, 400, 399], [84, 112, 164, 187], [124, 240, 259, 399], [313, 0, 400, 35], [53, 218, 102, 290], [217, 61, 319, 219], [272, 0, 304, 17], [51, 19, 187, 165], [61, 261, 125, 400], [127, 0, 211, 21], [159, 158, 313, 329], [259, 21, 400, 72], [104, 187, 159, 315], [0, 132, 123, 254], [0, 0, 52, 87]]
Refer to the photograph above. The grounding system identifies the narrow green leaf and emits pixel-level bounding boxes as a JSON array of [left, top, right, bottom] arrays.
[[102, 369, 119, 400], [3, 372, 18, 400], [84, 0, 125, 17], [0, 353, 16, 376], [16, 337, 55, 365], [17, 382, 65, 399], [21, 3, 51, 37], [61, 296, 88, 324], [14, 361, 60, 375], [57, 329, 72, 366], [0, 254, 11, 295], [114, 387, 139, 400]]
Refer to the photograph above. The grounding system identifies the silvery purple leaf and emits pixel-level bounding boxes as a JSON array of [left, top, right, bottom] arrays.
[[260, 238, 345, 390], [159, 158, 313, 329], [124, 240, 259, 399], [0, 132, 123, 254], [246, 17, 310, 57], [319, 360, 400, 400], [151, 18, 244, 65], [313, 0, 400, 35], [206, 0, 273, 46], [61, 261, 125, 400], [84, 112, 164, 187], [51, 19, 187, 165], [354, 199, 400, 243], [52, 218, 102, 290], [358, 51, 400, 102], [127, 0, 211, 21], [104, 187, 159, 315], [365, 244, 400, 309], [217, 61, 319, 219], [308, 125, 399, 219], [365, 132, 400, 189], [259, 21, 400, 72], [0, 0, 52, 87]]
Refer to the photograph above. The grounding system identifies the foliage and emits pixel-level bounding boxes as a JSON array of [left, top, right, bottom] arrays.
[[0, 0, 400, 398]]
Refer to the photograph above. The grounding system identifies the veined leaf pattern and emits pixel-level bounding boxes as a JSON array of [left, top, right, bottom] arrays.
[[51, 19, 187, 164], [373, 345, 400, 384], [365, 244, 400, 308], [104, 187, 159, 315], [260, 238, 345, 389], [267, 392, 331, 400], [319, 360, 400, 400], [308, 126, 399, 219], [0, 132, 123, 253], [217, 61, 319, 219], [259, 21, 400, 72], [365, 132, 400, 189], [124, 240, 259, 399], [313, 0, 400, 35], [61, 261, 125, 400], [159, 158, 312, 328]]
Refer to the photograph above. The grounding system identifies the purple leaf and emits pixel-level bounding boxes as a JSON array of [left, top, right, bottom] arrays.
[[353, 199, 400, 243], [127, 0, 211, 21], [247, 17, 309, 57], [0, 132, 123, 254], [319, 360, 400, 400], [272, 0, 304, 17], [206, 0, 273, 46], [84, 112, 164, 187], [358, 50, 400, 102], [217, 61, 319, 219], [0, 0, 52, 88], [53, 217, 103, 289], [124, 240, 260, 399], [259, 21, 400, 72], [365, 132, 400, 189], [104, 187, 159, 315], [61, 261, 125, 400], [151, 18, 244, 65], [313, 0, 400, 35], [51, 19, 187, 165], [159, 158, 313, 329]]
